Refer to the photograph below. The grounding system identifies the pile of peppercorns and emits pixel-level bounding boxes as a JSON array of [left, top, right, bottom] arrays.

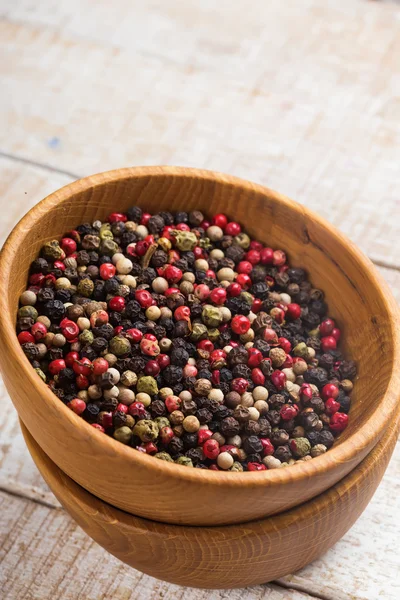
[[16, 207, 356, 471]]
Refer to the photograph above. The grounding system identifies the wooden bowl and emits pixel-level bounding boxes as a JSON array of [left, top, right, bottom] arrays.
[[0, 167, 399, 526], [21, 415, 399, 589]]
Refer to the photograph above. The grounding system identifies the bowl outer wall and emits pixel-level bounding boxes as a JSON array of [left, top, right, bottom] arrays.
[[20, 413, 400, 589], [0, 166, 399, 526]]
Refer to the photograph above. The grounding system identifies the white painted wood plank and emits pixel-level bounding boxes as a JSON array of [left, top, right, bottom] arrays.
[[0, 492, 314, 600], [0, 1, 400, 265]]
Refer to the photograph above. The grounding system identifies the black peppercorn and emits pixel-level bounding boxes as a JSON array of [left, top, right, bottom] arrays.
[[169, 436, 185, 454], [274, 445, 291, 462], [270, 429, 290, 446], [243, 435, 263, 455], [220, 416, 240, 437], [302, 411, 320, 430], [266, 410, 281, 427], [181, 433, 198, 450], [258, 418, 272, 437], [185, 447, 204, 465]]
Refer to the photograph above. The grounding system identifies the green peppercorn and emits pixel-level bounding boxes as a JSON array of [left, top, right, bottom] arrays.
[[99, 224, 113, 239], [290, 437, 311, 458], [137, 376, 158, 396], [34, 368, 47, 382], [293, 342, 310, 360], [120, 370, 137, 387], [77, 278, 95, 297], [207, 328, 220, 342], [18, 306, 38, 320], [234, 233, 250, 249], [175, 456, 194, 467], [202, 305, 222, 328], [154, 452, 174, 462], [112, 426, 132, 445], [154, 416, 170, 429], [240, 291, 253, 306], [42, 240, 63, 260], [171, 230, 198, 251], [230, 461, 244, 472], [79, 330, 94, 345], [190, 322, 208, 341], [100, 238, 119, 255], [132, 419, 159, 442], [109, 336, 131, 357]]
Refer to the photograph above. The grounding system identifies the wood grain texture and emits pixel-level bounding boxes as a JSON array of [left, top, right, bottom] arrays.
[[0, 167, 399, 526], [1, 1, 400, 267], [20, 415, 399, 589]]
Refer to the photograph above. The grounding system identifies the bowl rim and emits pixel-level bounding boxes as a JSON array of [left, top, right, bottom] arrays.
[[1, 165, 399, 489]]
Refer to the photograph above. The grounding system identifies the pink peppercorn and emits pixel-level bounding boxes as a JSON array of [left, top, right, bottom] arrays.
[[236, 273, 251, 289], [142, 442, 158, 454], [212, 213, 228, 229], [92, 357, 109, 375], [129, 402, 147, 418], [91, 424, 105, 432], [72, 357, 92, 376], [247, 348, 263, 368], [99, 263, 116, 280], [165, 395, 181, 413], [320, 318, 335, 336], [260, 438, 274, 456], [60, 237, 77, 255], [197, 339, 214, 353], [278, 337, 292, 353], [273, 249, 286, 266], [160, 426, 174, 445], [325, 398, 341, 415], [157, 354, 170, 369], [247, 462, 267, 471], [174, 306, 191, 321], [135, 289, 153, 309], [141, 213, 151, 225], [203, 439, 220, 460], [108, 296, 126, 312], [331, 328, 341, 342], [126, 328, 143, 343], [245, 249, 261, 265], [210, 287, 227, 305], [286, 303, 301, 320], [231, 378, 249, 394], [260, 247, 274, 264], [116, 403, 129, 414], [164, 265, 183, 283], [198, 429, 213, 444], [237, 261, 253, 274], [251, 368, 265, 386], [67, 398, 86, 415], [18, 331, 35, 344], [227, 282, 242, 297], [271, 370, 286, 390], [321, 383, 339, 400], [145, 360, 161, 376], [225, 222, 241, 236], [321, 336, 337, 352], [280, 403, 299, 420], [108, 212, 127, 223], [251, 298, 262, 313], [231, 315, 251, 335], [48, 359, 66, 375], [330, 412, 349, 433]]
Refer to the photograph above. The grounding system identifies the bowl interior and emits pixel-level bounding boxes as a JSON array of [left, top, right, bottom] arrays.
[[4, 168, 398, 447]]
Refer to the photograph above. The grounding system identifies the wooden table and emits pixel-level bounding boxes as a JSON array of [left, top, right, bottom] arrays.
[[1, 1, 400, 598]]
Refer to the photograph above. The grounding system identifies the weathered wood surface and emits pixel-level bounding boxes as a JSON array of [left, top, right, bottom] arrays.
[[1, 0, 400, 597]]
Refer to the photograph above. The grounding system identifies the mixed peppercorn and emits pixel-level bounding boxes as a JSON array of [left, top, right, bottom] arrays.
[[16, 207, 356, 471]]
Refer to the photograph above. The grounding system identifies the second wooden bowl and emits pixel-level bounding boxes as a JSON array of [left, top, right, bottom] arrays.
[[21, 416, 399, 589], [0, 167, 399, 526]]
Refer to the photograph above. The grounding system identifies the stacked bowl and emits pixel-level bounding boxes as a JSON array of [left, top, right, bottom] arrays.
[[1, 167, 399, 588]]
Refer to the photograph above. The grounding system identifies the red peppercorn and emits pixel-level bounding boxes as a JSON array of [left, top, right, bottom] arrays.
[[76, 374, 89, 389], [108, 296, 126, 312], [135, 289, 153, 308], [260, 438, 274, 456], [260, 247, 274, 264], [245, 249, 261, 265], [227, 282, 242, 297], [231, 377, 249, 394], [210, 287, 227, 305], [165, 395, 181, 413], [99, 263, 116, 280], [251, 298, 262, 313], [325, 397, 341, 415], [320, 336, 337, 352], [321, 383, 339, 400], [193, 246, 204, 259], [140, 337, 160, 357], [116, 403, 129, 414], [60, 237, 77, 255], [73, 357, 92, 377], [164, 264, 183, 283], [281, 354, 293, 368], [247, 462, 267, 471], [65, 351, 79, 367], [142, 442, 158, 454], [209, 464, 220, 470], [49, 359, 66, 375], [53, 260, 65, 271], [135, 240, 151, 256], [91, 423, 105, 432], [270, 307, 285, 324], [212, 213, 228, 229], [162, 225, 174, 240], [197, 339, 214, 353], [125, 328, 143, 343], [108, 212, 127, 223], [128, 402, 147, 418], [92, 357, 109, 375], [174, 306, 191, 321], [157, 354, 170, 369], [99, 412, 113, 429], [247, 348, 263, 368], [278, 337, 292, 353], [320, 318, 335, 336], [144, 333, 157, 341], [145, 360, 161, 376], [237, 260, 253, 274], [330, 412, 349, 433], [61, 319, 80, 341], [183, 363, 198, 377], [141, 213, 151, 225], [231, 314, 251, 335], [198, 429, 213, 444], [160, 426, 174, 445], [236, 273, 251, 289], [176, 223, 190, 231], [271, 370, 286, 390], [67, 398, 86, 415], [300, 383, 313, 403], [263, 328, 279, 345], [280, 403, 299, 420], [203, 438, 220, 460], [273, 249, 286, 266], [114, 325, 123, 335], [29, 273, 45, 286], [331, 328, 341, 342], [211, 370, 220, 385], [18, 331, 35, 344], [199, 220, 211, 230], [251, 368, 265, 386], [286, 303, 301, 320], [225, 221, 241, 236]]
